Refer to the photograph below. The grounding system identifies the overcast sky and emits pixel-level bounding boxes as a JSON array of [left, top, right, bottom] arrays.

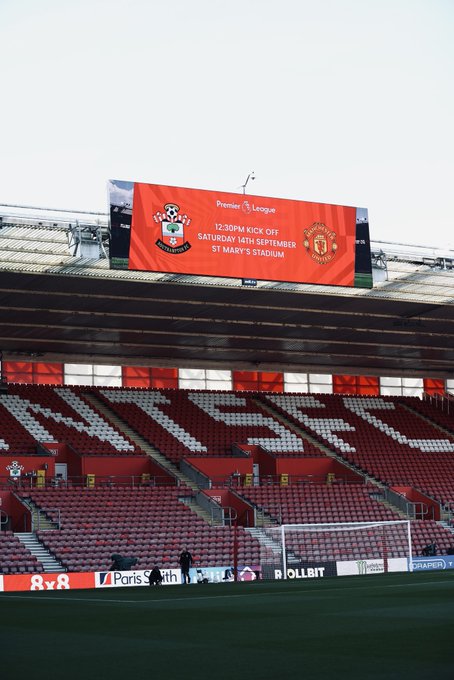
[[1, 0, 453, 248]]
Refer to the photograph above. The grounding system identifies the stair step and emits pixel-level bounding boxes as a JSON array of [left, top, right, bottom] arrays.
[[15, 508, 65, 572]]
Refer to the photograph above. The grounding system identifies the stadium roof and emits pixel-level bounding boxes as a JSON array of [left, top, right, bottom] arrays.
[[0, 205, 454, 378]]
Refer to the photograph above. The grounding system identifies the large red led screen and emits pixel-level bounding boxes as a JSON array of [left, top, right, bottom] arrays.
[[109, 181, 372, 288]]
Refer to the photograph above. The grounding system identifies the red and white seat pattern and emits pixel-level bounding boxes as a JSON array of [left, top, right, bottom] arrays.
[[0, 385, 138, 455], [260, 393, 454, 506], [97, 388, 320, 463]]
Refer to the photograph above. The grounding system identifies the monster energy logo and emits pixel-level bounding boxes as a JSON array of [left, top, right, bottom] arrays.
[[355, 560, 384, 575], [356, 560, 367, 575]]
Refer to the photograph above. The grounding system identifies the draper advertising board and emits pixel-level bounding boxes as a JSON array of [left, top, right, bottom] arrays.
[[409, 556, 454, 572], [109, 180, 373, 288]]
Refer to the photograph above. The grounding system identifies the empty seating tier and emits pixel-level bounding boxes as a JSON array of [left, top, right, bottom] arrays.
[[0, 385, 141, 456], [95, 388, 321, 464], [239, 483, 402, 525], [0, 531, 43, 574], [18, 487, 262, 572], [260, 394, 454, 506]]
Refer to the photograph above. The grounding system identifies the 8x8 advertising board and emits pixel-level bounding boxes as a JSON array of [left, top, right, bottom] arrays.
[[109, 180, 372, 288]]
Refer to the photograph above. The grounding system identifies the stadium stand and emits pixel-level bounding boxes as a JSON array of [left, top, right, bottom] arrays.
[[94, 387, 320, 463], [260, 393, 454, 508], [0, 385, 141, 456], [0, 531, 43, 574], [400, 395, 454, 437], [238, 483, 404, 524], [18, 486, 261, 572], [1, 204, 454, 580]]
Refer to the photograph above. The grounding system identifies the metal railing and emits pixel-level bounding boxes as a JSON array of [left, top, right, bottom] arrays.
[[201, 473, 365, 489], [194, 491, 224, 525], [221, 506, 238, 527], [0, 508, 9, 529], [444, 501, 454, 524], [383, 487, 434, 520], [32, 507, 61, 531], [423, 391, 454, 414], [180, 460, 211, 489], [0, 474, 179, 490]]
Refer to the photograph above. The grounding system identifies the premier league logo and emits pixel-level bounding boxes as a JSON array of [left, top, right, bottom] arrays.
[[154, 202, 192, 254]]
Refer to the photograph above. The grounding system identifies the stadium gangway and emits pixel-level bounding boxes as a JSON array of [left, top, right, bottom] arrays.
[[32, 507, 61, 531], [383, 487, 434, 520]]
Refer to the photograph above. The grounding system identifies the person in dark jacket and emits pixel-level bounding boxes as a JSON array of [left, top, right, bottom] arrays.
[[148, 565, 163, 586], [421, 542, 437, 557], [110, 554, 138, 571], [179, 548, 193, 584]]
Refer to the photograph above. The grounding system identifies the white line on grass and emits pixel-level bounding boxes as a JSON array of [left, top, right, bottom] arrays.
[[2, 577, 454, 605]]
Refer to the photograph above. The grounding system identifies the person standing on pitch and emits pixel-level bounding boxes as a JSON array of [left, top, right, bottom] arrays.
[[179, 548, 193, 584]]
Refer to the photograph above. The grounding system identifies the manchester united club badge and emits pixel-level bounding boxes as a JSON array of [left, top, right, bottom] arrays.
[[303, 222, 338, 264], [154, 202, 192, 254]]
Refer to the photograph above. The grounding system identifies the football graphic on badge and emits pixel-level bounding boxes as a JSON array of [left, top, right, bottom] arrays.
[[303, 222, 337, 264], [154, 202, 192, 254]]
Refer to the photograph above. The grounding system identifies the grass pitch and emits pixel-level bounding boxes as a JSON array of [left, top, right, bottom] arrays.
[[1, 571, 453, 680]]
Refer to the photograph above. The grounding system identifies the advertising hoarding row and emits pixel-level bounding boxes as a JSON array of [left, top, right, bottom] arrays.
[[109, 180, 373, 288], [2, 557, 453, 592], [0, 557, 424, 592], [0, 566, 258, 592]]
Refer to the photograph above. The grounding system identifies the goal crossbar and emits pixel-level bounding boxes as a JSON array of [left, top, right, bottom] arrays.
[[276, 520, 413, 579]]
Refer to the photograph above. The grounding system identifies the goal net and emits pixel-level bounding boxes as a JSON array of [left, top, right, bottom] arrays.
[[256, 520, 412, 580]]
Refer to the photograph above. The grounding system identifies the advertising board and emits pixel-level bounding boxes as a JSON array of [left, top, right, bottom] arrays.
[[95, 568, 181, 588], [0, 565, 263, 593], [336, 558, 407, 576], [1, 571, 95, 592], [109, 180, 372, 287], [409, 556, 454, 572], [189, 565, 260, 583], [262, 561, 336, 580], [95, 566, 260, 588]]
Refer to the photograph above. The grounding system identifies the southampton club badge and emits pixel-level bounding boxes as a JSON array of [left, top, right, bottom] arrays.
[[6, 460, 24, 478], [154, 203, 192, 254], [303, 222, 337, 264]]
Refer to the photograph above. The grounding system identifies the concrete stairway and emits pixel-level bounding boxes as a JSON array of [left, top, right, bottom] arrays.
[[21, 497, 59, 531], [246, 527, 281, 557], [179, 495, 219, 525], [15, 533, 64, 573]]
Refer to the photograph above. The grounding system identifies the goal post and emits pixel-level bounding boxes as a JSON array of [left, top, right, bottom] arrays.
[[257, 520, 413, 580]]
